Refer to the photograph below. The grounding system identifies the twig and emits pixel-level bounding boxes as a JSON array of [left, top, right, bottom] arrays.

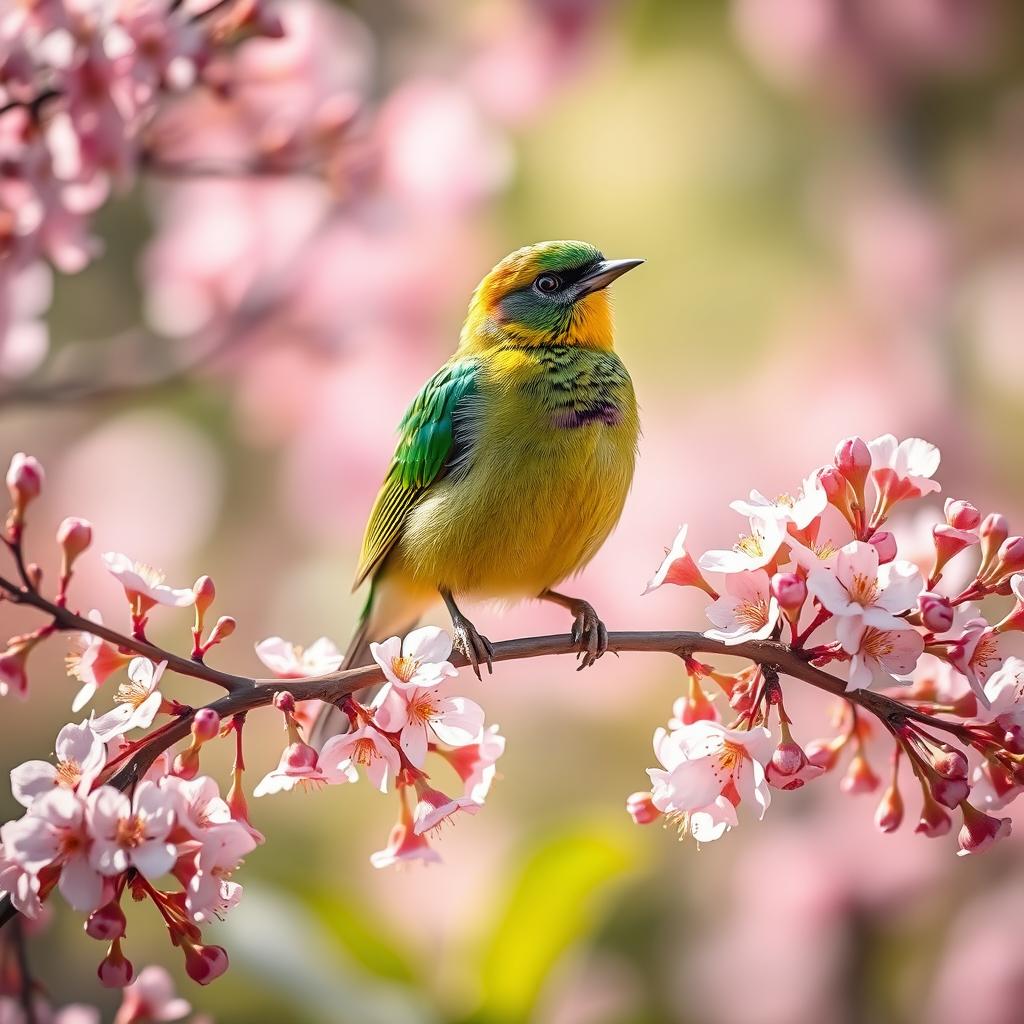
[[0, 573, 246, 693]]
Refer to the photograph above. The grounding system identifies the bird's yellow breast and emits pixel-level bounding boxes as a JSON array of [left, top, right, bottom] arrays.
[[393, 346, 638, 598]]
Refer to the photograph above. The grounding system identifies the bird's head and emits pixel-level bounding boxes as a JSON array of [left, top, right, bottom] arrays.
[[461, 240, 643, 352]]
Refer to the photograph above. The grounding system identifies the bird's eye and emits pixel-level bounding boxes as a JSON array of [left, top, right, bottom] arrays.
[[535, 273, 561, 294]]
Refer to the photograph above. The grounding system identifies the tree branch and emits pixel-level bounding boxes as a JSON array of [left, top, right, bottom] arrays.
[[0, 620, 969, 929], [0, 573, 246, 693]]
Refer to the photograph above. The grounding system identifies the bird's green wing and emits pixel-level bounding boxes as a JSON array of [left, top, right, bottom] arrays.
[[353, 359, 481, 589]]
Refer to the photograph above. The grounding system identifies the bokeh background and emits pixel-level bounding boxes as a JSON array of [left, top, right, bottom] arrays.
[[4, 0, 1024, 1021]]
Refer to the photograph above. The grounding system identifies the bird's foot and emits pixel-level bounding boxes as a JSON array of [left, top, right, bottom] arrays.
[[568, 599, 608, 670], [450, 612, 494, 680]]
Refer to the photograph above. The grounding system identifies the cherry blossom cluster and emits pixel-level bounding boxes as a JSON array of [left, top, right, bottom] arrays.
[[635, 434, 1024, 855], [0, 450, 504, 996], [0, 0, 281, 360], [251, 628, 505, 868]]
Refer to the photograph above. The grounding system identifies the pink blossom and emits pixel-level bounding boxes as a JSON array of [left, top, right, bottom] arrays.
[[90, 658, 167, 739], [846, 625, 925, 691], [11, 720, 105, 807], [949, 619, 1006, 709], [437, 724, 506, 804], [957, 803, 1012, 856], [319, 724, 401, 793], [102, 552, 195, 614], [3, 789, 104, 912], [0, 833, 42, 919], [86, 782, 177, 879], [868, 433, 941, 510], [161, 775, 233, 838], [410, 780, 481, 835], [370, 802, 442, 869], [730, 468, 827, 530], [787, 505, 854, 572], [976, 657, 1024, 732], [164, 775, 255, 923], [698, 513, 787, 575], [114, 965, 191, 1024], [254, 635, 343, 677], [647, 721, 773, 841], [704, 569, 780, 645], [806, 540, 923, 651], [374, 683, 485, 768], [66, 610, 132, 711], [369, 625, 458, 691], [252, 740, 355, 797], [183, 836, 254, 924], [643, 524, 717, 597]]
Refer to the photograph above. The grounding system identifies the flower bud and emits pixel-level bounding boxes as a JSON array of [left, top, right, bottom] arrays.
[[273, 690, 296, 714], [834, 436, 871, 490], [626, 791, 661, 825], [840, 752, 880, 794], [771, 741, 806, 776], [56, 517, 92, 564], [868, 530, 897, 564], [997, 536, 1024, 576], [930, 774, 970, 809], [932, 748, 968, 780], [818, 465, 847, 501], [6, 452, 44, 525], [957, 802, 1012, 856], [915, 795, 952, 837], [280, 741, 318, 773], [97, 941, 133, 988], [192, 708, 220, 743], [931, 524, 977, 578], [980, 513, 1010, 575], [184, 943, 230, 986], [771, 572, 806, 616], [193, 575, 216, 615], [945, 499, 980, 532], [671, 689, 716, 726], [874, 783, 904, 833], [85, 902, 126, 941], [206, 616, 236, 645], [918, 592, 954, 633]]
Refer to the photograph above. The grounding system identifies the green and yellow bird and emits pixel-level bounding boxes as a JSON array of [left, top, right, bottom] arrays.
[[313, 240, 642, 738]]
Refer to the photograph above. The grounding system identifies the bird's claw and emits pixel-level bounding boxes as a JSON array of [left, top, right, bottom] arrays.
[[570, 600, 608, 670], [451, 615, 494, 680]]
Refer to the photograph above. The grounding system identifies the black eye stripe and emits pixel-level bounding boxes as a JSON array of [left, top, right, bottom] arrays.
[[533, 256, 604, 293]]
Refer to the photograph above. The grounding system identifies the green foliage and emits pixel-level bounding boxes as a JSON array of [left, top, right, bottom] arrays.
[[305, 889, 420, 986], [465, 821, 640, 1024]]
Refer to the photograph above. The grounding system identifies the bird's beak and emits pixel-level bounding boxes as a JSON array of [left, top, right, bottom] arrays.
[[576, 258, 645, 296]]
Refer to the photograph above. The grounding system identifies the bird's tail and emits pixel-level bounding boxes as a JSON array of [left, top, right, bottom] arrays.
[[307, 574, 428, 747]]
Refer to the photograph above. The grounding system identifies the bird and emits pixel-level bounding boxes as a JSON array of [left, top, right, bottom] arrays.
[[311, 240, 642, 743]]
